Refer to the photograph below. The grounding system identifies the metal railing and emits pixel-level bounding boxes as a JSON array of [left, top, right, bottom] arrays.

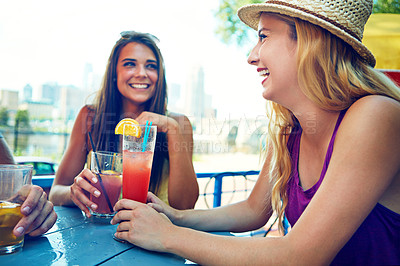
[[196, 170, 259, 208], [32, 177, 54, 189], [196, 171, 289, 236]]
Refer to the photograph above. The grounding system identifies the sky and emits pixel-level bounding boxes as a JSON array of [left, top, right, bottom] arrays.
[[0, 0, 267, 119]]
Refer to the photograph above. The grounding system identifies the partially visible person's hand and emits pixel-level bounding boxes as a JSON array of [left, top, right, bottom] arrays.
[[146, 192, 180, 223], [13, 185, 57, 237], [70, 168, 100, 217], [111, 198, 174, 252], [135, 111, 178, 134]]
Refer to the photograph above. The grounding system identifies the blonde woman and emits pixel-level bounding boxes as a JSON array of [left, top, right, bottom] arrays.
[[111, 1, 400, 265]]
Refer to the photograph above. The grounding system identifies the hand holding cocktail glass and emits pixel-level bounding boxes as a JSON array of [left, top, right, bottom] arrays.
[[11, 185, 57, 238], [89, 150, 122, 218], [0, 165, 32, 254], [0, 165, 57, 254], [70, 168, 101, 217], [111, 192, 174, 250], [69, 134, 122, 218], [1, 165, 57, 255]]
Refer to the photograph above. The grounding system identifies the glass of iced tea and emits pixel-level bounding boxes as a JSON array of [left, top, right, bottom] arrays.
[[90, 151, 123, 218], [0, 164, 33, 255]]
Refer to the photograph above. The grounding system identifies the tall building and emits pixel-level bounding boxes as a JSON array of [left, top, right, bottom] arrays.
[[0, 89, 19, 112], [83, 62, 102, 96], [83, 63, 93, 90], [22, 84, 33, 102], [185, 65, 205, 121], [59, 85, 86, 122], [19, 101, 54, 120], [41, 82, 60, 105], [184, 65, 215, 122], [168, 83, 182, 112]]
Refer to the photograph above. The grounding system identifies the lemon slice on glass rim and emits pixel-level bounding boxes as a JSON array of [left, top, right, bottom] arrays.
[[115, 118, 141, 137]]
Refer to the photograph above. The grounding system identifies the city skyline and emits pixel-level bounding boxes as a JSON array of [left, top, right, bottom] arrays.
[[0, 62, 214, 128], [0, 0, 268, 120]]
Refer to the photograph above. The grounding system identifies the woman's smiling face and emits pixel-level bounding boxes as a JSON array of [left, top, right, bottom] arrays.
[[116, 42, 158, 108], [248, 13, 301, 108]]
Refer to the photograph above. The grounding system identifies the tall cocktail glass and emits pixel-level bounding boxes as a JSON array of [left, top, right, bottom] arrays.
[[0, 164, 33, 255], [90, 151, 123, 218], [122, 124, 157, 203]]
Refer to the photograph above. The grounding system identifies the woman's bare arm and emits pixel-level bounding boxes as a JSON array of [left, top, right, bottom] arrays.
[[115, 96, 400, 265], [0, 136, 15, 164]]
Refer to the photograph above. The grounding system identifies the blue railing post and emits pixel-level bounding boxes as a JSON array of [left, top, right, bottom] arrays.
[[213, 175, 223, 208], [283, 215, 290, 235]]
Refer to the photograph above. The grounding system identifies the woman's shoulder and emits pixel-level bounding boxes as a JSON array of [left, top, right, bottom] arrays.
[[75, 105, 95, 121], [72, 105, 95, 132], [346, 95, 400, 121], [79, 104, 95, 115], [338, 95, 400, 141]]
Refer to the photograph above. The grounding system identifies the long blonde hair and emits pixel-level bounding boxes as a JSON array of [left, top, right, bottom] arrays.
[[265, 13, 400, 232]]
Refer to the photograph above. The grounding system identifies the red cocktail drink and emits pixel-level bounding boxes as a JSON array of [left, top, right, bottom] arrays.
[[90, 172, 122, 215], [122, 151, 153, 203], [89, 151, 123, 218], [121, 124, 157, 203]]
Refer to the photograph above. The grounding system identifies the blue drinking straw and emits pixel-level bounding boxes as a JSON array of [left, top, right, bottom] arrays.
[[142, 121, 152, 152]]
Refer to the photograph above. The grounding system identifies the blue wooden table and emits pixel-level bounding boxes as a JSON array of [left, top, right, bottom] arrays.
[[0, 206, 230, 265]]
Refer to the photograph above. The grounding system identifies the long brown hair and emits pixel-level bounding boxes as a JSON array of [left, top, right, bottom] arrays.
[[90, 31, 169, 194]]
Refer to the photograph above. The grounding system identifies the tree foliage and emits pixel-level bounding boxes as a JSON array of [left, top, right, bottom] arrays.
[[215, 0, 400, 46], [215, 0, 263, 46], [15, 110, 30, 129], [0, 107, 9, 126], [373, 0, 400, 13]]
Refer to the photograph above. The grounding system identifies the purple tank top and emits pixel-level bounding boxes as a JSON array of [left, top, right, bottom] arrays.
[[285, 110, 400, 265]]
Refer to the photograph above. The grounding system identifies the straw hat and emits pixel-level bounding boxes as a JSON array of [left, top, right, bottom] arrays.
[[238, 0, 376, 67]]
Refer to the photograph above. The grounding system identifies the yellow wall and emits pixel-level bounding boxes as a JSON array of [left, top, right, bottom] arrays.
[[363, 14, 400, 70]]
